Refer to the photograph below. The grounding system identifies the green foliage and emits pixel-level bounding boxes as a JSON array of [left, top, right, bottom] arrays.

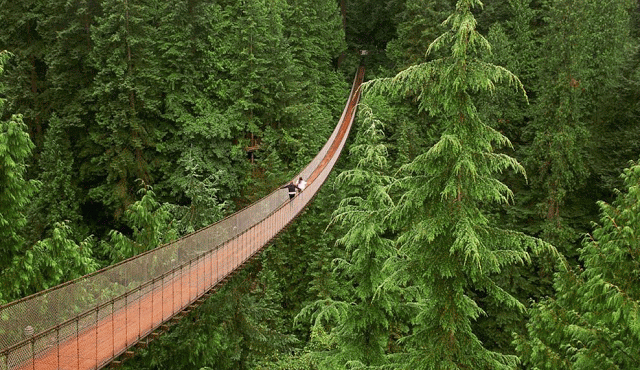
[[165, 150, 227, 234], [261, 0, 348, 173], [298, 103, 400, 368], [7, 0, 640, 367], [361, 0, 556, 368], [85, 0, 165, 217], [155, 0, 248, 206], [583, 0, 639, 196], [516, 159, 640, 369], [476, 0, 540, 237], [103, 184, 178, 263], [0, 50, 39, 270], [0, 222, 98, 302], [522, 0, 634, 251], [0, 1, 49, 149], [386, 0, 454, 70], [27, 115, 84, 242], [0, 51, 100, 303], [260, 169, 349, 331]]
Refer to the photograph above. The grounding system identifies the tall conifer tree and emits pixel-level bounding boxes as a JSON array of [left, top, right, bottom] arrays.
[[365, 0, 552, 368], [0, 0, 48, 147], [87, 0, 163, 217], [274, 0, 348, 169], [27, 0, 101, 241], [153, 0, 241, 207], [300, 102, 398, 368], [223, 0, 295, 135]]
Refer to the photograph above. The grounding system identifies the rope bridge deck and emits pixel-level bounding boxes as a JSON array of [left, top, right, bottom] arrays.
[[0, 66, 365, 370]]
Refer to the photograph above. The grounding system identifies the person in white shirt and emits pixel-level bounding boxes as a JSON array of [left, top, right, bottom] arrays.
[[296, 177, 307, 192]]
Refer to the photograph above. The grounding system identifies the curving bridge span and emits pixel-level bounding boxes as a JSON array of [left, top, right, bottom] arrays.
[[0, 66, 365, 370]]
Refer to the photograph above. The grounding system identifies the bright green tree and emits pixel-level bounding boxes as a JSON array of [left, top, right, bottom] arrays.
[[0, 51, 39, 274], [103, 185, 178, 263], [365, 0, 553, 368], [0, 222, 98, 301], [298, 102, 399, 368], [0, 51, 97, 302], [516, 159, 640, 369]]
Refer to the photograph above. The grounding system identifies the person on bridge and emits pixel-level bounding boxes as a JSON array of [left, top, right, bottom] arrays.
[[281, 182, 301, 200], [296, 177, 307, 192]]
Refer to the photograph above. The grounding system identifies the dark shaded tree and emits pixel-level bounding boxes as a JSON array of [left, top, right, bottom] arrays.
[[85, 0, 165, 218], [523, 0, 634, 255]]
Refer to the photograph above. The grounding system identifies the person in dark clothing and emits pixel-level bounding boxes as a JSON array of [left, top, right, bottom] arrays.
[[281, 182, 300, 200]]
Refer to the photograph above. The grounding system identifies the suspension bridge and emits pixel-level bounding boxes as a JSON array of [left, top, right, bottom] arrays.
[[0, 66, 365, 370]]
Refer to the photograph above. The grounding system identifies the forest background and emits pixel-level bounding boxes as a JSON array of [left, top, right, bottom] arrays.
[[1, 0, 640, 369]]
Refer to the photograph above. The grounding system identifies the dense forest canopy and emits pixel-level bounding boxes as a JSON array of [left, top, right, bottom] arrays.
[[1, 0, 640, 369]]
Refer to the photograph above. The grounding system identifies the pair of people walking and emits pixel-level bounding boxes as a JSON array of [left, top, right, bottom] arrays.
[[281, 177, 306, 200]]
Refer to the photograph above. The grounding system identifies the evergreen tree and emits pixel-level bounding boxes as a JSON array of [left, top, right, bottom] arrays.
[[166, 149, 227, 235], [386, 0, 453, 70], [102, 185, 178, 263], [86, 0, 164, 218], [365, 0, 553, 368], [282, 0, 345, 106], [27, 115, 84, 242], [222, 0, 295, 134], [0, 0, 48, 148], [34, 0, 101, 237], [523, 0, 634, 253], [23, 0, 103, 242], [271, 0, 348, 171], [472, 2, 559, 348], [299, 102, 399, 368], [477, 0, 540, 234], [153, 0, 245, 206], [0, 51, 39, 276], [583, 0, 639, 197], [0, 51, 97, 302], [516, 159, 640, 369], [36, 0, 100, 120]]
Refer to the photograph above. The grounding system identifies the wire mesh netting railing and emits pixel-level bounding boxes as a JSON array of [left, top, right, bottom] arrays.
[[0, 66, 365, 370]]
